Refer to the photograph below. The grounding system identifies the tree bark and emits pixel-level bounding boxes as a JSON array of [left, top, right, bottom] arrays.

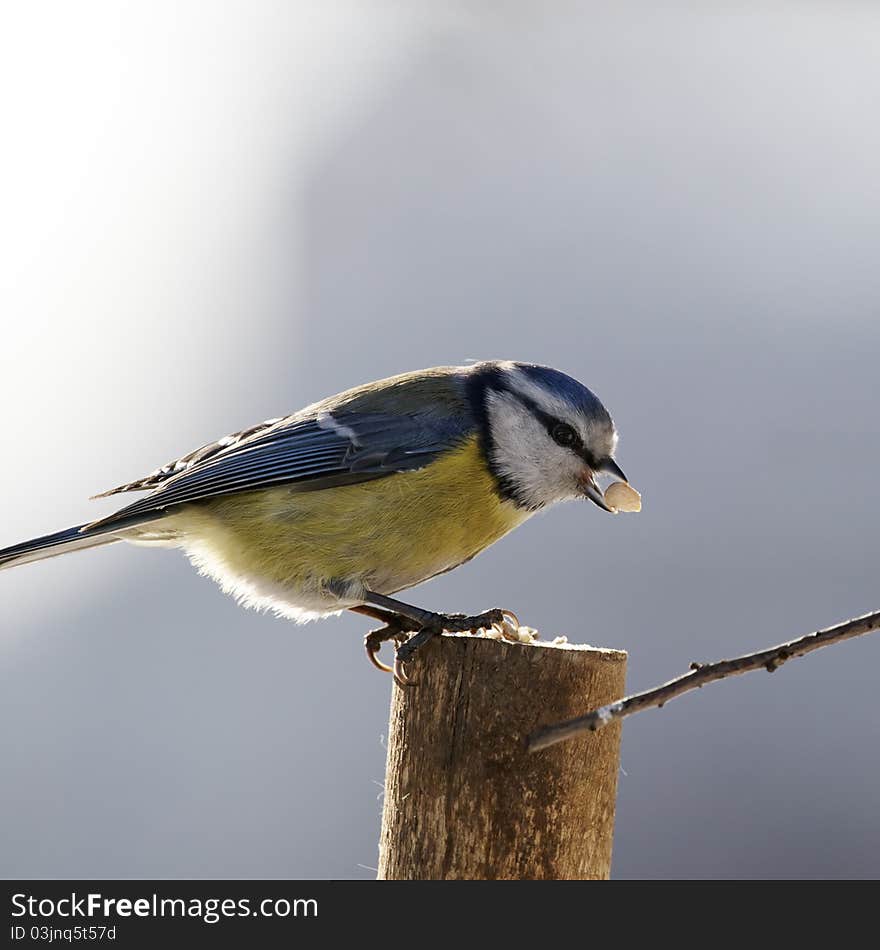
[[377, 633, 627, 880]]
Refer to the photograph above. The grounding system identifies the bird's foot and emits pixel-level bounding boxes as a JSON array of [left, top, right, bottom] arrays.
[[364, 615, 420, 687], [393, 607, 521, 682], [358, 601, 520, 686]]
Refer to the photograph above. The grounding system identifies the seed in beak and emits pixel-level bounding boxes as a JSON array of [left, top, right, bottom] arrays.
[[604, 481, 641, 513]]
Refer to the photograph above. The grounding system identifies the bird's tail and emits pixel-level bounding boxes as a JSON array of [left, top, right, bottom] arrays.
[[0, 523, 122, 571]]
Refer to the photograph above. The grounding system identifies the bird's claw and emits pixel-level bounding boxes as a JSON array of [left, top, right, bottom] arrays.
[[392, 655, 415, 688], [364, 622, 416, 678], [364, 630, 394, 674], [495, 608, 522, 641]]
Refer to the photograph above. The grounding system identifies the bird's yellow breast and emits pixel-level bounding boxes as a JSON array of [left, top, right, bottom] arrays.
[[166, 435, 531, 609]]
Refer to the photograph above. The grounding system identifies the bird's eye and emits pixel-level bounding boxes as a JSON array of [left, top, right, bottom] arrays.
[[550, 422, 577, 447]]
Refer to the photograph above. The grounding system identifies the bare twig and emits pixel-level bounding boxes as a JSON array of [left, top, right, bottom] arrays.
[[528, 609, 880, 753]]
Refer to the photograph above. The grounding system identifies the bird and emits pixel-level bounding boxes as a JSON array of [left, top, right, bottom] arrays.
[[0, 360, 631, 682]]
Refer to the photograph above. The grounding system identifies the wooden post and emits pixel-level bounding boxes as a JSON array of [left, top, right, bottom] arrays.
[[377, 633, 627, 880]]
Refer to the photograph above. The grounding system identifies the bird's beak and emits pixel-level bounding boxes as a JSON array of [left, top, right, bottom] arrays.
[[582, 474, 614, 512], [601, 457, 628, 484], [581, 457, 629, 512]]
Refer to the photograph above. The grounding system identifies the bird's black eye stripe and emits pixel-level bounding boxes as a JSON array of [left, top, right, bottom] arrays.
[[547, 417, 601, 468]]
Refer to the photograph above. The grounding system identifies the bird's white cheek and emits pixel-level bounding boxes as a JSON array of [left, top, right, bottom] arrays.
[[546, 456, 587, 503], [486, 389, 584, 508]]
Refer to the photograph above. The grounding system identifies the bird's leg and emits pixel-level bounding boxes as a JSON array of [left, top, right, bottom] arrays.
[[360, 592, 519, 680]]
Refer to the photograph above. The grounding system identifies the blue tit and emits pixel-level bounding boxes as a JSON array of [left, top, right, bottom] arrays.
[[0, 360, 631, 678]]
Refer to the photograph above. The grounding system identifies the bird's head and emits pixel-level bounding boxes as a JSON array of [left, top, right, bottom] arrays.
[[468, 361, 626, 512]]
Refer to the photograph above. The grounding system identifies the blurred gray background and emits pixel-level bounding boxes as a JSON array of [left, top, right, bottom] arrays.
[[1, 1, 878, 879]]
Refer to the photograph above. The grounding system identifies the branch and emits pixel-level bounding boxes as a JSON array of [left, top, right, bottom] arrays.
[[528, 609, 880, 753]]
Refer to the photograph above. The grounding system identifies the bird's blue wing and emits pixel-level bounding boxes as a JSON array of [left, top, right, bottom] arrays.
[[86, 407, 472, 531]]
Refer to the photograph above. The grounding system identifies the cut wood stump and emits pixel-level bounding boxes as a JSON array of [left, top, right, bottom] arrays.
[[377, 632, 627, 880]]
